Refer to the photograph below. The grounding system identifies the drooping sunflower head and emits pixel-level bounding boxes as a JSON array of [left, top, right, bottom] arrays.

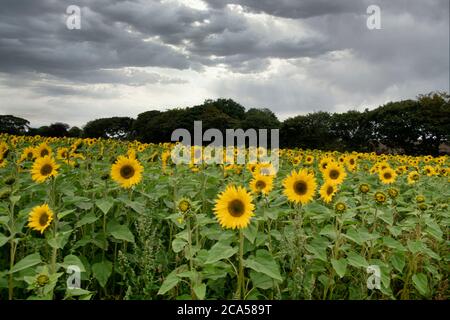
[[379, 167, 397, 184], [323, 163, 346, 186], [28, 204, 54, 234], [110, 155, 144, 189], [283, 169, 317, 205], [249, 174, 274, 196], [319, 181, 337, 204], [388, 188, 399, 199], [374, 191, 387, 205], [214, 185, 255, 230], [31, 156, 59, 183]]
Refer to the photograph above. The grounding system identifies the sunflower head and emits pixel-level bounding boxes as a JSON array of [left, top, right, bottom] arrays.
[[335, 202, 347, 213], [388, 188, 399, 199], [36, 274, 50, 287], [111, 155, 144, 189], [407, 171, 420, 184], [214, 185, 255, 230], [177, 198, 192, 214], [374, 191, 387, 205], [31, 156, 59, 183], [416, 195, 425, 203], [379, 168, 397, 184], [323, 163, 346, 186], [28, 204, 54, 234], [359, 183, 370, 194], [249, 174, 274, 196], [283, 169, 317, 205], [319, 181, 337, 204]]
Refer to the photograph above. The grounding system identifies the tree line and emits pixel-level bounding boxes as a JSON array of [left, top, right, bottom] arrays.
[[1, 92, 449, 155]]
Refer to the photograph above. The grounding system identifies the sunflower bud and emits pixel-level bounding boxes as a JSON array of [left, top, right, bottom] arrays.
[[416, 195, 425, 203], [335, 202, 347, 213], [388, 188, 399, 199], [36, 274, 49, 287], [359, 183, 370, 194]]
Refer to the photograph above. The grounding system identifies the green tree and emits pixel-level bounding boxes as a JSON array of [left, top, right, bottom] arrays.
[[0, 115, 30, 134]]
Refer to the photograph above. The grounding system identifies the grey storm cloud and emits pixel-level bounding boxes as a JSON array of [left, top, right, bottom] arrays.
[[0, 0, 448, 127]]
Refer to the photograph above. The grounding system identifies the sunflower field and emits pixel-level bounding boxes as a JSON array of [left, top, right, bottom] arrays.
[[0, 133, 449, 300]]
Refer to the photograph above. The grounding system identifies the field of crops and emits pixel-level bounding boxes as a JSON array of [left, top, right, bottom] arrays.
[[0, 133, 448, 300]]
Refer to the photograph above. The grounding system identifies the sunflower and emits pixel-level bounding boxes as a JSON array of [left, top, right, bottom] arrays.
[[249, 174, 273, 196], [214, 185, 255, 229], [319, 157, 334, 172], [374, 191, 387, 204], [57, 147, 70, 160], [34, 143, 52, 158], [19, 146, 36, 162], [283, 169, 317, 205], [28, 204, 54, 234], [359, 183, 370, 194], [319, 181, 337, 203], [31, 156, 59, 183], [177, 198, 192, 214], [110, 155, 143, 188], [379, 167, 397, 184], [323, 163, 346, 185], [335, 202, 347, 213]]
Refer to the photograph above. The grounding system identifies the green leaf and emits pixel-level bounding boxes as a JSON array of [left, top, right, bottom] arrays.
[[121, 199, 145, 215], [244, 249, 282, 281], [0, 233, 9, 248], [383, 237, 406, 251], [10, 253, 41, 274], [96, 198, 114, 215], [61, 254, 86, 272], [243, 222, 258, 244], [344, 229, 363, 245], [331, 258, 348, 278], [390, 252, 405, 272], [205, 242, 238, 264], [75, 212, 99, 228], [378, 210, 393, 225], [305, 244, 327, 262], [346, 252, 369, 268], [92, 260, 112, 288], [157, 273, 180, 295], [193, 283, 206, 300], [107, 223, 135, 243], [412, 273, 429, 296], [172, 238, 187, 253], [47, 231, 72, 249], [250, 270, 274, 290], [58, 209, 76, 220]]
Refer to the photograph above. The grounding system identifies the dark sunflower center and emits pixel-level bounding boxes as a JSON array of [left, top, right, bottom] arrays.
[[41, 149, 49, 157], [255, 180, 266, 190], [293, 181, 307, 195], [228, 199, 245, 217], [40, 164, 53, 176], [120, 165, 135, 179], [329, 169, 339, 180], [384, 172, 392, 179], [321, 163, 328, 169], [326, 186, 334, 195], [27, 152, 33, 158], [350, 159, 355, 165], [39, 212, 49, 226]]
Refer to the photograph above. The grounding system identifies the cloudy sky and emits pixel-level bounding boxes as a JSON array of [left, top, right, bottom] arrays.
[[0, 0, 448, 128]]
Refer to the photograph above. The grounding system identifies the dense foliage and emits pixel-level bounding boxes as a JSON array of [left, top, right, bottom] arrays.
[[0, 134, 448, 300]]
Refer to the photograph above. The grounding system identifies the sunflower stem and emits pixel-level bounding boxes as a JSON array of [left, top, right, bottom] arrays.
[[237, 229, 245, 300]]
